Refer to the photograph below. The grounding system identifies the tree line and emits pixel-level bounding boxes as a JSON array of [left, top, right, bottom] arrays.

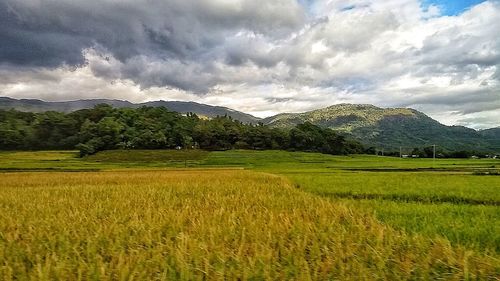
[[381, 147, 497, 158], [0, 105, 367, 156]]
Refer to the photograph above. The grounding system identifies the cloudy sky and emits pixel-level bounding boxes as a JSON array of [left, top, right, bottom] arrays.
[[0, 0, 499, 129]]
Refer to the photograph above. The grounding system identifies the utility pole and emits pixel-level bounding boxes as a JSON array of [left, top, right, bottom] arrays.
[[382, 148, 384, 156], [400, 146, 402, 158], [432, 144, 436, 160]]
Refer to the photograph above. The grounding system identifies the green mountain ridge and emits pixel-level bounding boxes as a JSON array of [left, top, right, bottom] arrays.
[[1, 97, 498, 152], [263, 104, 499, 152], [0, 97, 260, 124], [263, 104, 416, 131]]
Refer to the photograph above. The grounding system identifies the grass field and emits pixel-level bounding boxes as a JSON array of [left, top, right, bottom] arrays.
[[0, 150, 499, 279], [286, 173, 500, 254]]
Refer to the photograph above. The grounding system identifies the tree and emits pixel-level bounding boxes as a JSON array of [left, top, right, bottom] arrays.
[[0, 106, 368, 156]]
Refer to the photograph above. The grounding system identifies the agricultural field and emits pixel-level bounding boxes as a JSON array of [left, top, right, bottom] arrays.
[[0, 150, 499, 279]]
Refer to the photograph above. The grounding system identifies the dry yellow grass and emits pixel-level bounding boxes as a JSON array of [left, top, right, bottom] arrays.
[[0, 170, 498, 280]]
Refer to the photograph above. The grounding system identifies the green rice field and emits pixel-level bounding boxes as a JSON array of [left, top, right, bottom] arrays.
[[0, 150, 498, 279]]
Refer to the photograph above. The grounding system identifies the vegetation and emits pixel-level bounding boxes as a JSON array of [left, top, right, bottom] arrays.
[[264, 104, 500, 152], [1, 169, 499, 279], [1, 150, 499, 253], [0, 106, 365, 156], [3, 98, 498, 153], [286, 172, 500, 253], [0, 150, 499, 278], [86, 149, 209, 163], [264, 104, 416, 131], [0, 97, 260, 123], [202, 151, 500, 252]]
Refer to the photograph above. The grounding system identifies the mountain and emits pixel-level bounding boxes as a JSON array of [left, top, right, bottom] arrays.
[[140, 100, 260, 124], [480, 127, 500, 138], [2, 97, 498, 151], [0, 97, 134, 112], [0, 97, 260, 124], [263, 104, 499, 152], [480, 127, 500, 151]]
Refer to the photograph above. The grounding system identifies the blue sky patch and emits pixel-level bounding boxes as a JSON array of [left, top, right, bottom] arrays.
[[423, 0, 487, 15]]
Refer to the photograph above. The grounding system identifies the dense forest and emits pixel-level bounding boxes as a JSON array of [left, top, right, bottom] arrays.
[[0, 105, 366, 156]]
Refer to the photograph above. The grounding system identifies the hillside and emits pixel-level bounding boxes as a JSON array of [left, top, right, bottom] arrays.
[[141, 100, 260, 124], [0, 97, 260, 124], [480, 127, 500, 139], [263, 104, 499, 152], [480, 127, 500, 151], [2, 97, 498, 152]]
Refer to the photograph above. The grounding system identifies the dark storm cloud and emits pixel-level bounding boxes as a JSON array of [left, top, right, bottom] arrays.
[[0, 0, 305, 69], [0, 2, 89, 66], [1, 0, 499, 128]]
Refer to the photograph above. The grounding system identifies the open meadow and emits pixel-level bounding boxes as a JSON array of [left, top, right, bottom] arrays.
[[0, 150, 499, 279]]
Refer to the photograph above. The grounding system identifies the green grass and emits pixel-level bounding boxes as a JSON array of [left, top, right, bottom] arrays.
[[286, 172, 500, 204], [354, 200, 499, 254], [201, 150, 500, 173], [2, 149, 498, 172], [284, 173, 500, 253], [0, 150, 209, 171], [0, 149, 499, 278], [4, 170, 498, 279], [86, 149, 209, 162], [0, 151, 106, 171], [199, 150, 500, 254]]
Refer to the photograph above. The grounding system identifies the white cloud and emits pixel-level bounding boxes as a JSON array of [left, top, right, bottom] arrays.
[[0, 0, 499, 128]]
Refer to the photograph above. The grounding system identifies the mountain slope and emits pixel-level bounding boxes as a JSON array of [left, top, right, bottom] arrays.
[[264, 104, 499, 152], [140, 100, 260, 124], [480, 127, 500, 151], [0, 97, 260, 124], [0, 97, 134, 112], [2, 97, 498, 151], [480, 127, 500, 138]]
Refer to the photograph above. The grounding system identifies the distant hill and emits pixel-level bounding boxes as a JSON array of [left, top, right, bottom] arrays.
[[140, 100, 260, 124], [263, 104, 499, 152], [0, 97, 261, 124], [2, 97, 498, 152], [480, 127, 500, 138], [480, 127, 500, 151]]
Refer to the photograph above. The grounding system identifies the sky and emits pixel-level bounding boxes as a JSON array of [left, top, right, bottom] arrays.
[[424, 0, 486, 15], [0, 0, 499, 129]]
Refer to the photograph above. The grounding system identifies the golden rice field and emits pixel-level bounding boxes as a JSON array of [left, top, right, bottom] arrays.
[[0, 170, 498, 280]]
